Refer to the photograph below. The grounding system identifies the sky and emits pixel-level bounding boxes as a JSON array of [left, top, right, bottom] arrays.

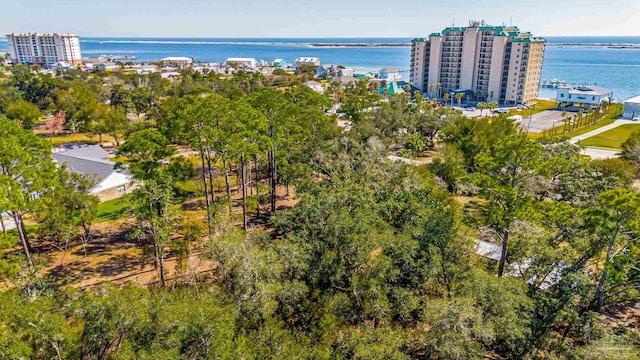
[[1, 0, 639, 38]]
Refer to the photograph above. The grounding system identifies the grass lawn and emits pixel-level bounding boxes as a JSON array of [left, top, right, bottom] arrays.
[[95, 196, 133, 223], [579, 124, 640, 149], [33, 130, 117, 146], [509, 99, 557, 116]]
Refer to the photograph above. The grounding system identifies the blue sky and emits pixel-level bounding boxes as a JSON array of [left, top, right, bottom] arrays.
[[2, 0, 638, 37]]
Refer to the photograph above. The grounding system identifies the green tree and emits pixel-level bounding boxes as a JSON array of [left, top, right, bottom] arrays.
[[4, 99, 41, 129], [0, 116, 55, 268]]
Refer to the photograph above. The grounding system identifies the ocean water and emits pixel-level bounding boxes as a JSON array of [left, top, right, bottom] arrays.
[[1, 36, 639, 100]]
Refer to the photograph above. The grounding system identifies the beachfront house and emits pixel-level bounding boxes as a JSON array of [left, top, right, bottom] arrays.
[[338, 68, 354, 77], [52, 145, 135, 202], [161, 56, 193, 69], [295, 57, 321, 67], [226, 57, 258, 69], [272, 59, 287, 69], [303, 80, 324, 94], [556, 85, 612, 107], [98, 62, 120, 71], [623, 96, 640, 119], [135, 64, 159, 74], [316, 64, 340, 79], [379, 67, 402, 81]]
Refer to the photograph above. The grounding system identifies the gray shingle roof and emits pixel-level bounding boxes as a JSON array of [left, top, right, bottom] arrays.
[[56, 145, 110, 159], [52, 153, 115, 183]]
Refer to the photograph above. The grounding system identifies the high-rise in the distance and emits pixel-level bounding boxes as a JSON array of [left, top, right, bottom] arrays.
[[6, 33, 82, 67], [410, 21, 545, 105]]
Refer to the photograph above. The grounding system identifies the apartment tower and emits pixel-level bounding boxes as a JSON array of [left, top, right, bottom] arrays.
[[410, 21, 545, 105], [6, 33, 82, 67]]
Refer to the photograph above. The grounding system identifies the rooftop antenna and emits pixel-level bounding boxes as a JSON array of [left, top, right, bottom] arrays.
[[510, 16, 513, 26], [452, 19, 455, 27]]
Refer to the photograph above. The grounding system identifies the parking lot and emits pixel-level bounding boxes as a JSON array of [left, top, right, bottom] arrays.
[[514, 110, 566, 132]]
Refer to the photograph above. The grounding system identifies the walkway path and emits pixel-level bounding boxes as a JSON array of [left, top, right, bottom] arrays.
[[568, 119, 630, 159], [569, 119, 628, 144]]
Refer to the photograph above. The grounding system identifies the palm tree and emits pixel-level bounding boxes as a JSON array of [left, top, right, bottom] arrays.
[[436, 83, 441, 99], [488, 101, 498, 113], [477, 102, 487, 116], [443, 93, 450, 106], [455, 93, 463, 108], [428, 83, 435, 98], [489, 90, 495, 102]]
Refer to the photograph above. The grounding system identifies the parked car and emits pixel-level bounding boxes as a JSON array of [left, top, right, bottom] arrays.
[[466, 107, 476, 111], [492, 108, 509, 114], [633, 116, 640, 122], [516, 104, 525, 110]]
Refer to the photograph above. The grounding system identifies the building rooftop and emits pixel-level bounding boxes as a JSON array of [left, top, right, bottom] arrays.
[[625, 96, 640, 104], [560, 85, 613, 96], [52, 154, 115, 183], [161, 57, 192, 61], [55, 144, 110, 159], [376, 82, 405, 95], [411, 38, 427, 42]]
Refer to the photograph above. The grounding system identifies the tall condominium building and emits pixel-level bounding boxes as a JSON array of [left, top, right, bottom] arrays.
[[410, 21, 545, 105], [6, 33, 82, 67]]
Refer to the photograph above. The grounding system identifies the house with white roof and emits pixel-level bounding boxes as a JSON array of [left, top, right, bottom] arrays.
[[556, 85, 613, 106], [379, 67, 402, 81], [161, 56, 193, 68], [226, 57, 258, 69], [295, 57, 321, 67], [52, 145, 135, 202], [623, 96, 640, 119], [303, 80, 324, 94]]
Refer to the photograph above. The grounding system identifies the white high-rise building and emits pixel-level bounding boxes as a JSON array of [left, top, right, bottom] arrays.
[[6, 33, 82, 67], [410, 21, 545, 105]]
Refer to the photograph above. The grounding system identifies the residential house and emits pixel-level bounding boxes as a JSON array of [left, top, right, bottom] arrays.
[[303, 80, 324, 94], [98, 62, 120, 71], [338, 68, 353, 77], [379, 67, 402, 81], [161, 56, 193, 68], [316, 64, 340, 79], [556, 85, 613, 107], [52, 145, 135, 202], [226, 57, 258, 69], [295, 57, 321, 67], [272, 59, 287, 69], [332, 76, 359, 85]]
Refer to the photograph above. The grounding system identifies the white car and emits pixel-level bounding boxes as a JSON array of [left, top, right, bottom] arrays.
[[516, 104, 525, 110], [633, 116, 640, 122]]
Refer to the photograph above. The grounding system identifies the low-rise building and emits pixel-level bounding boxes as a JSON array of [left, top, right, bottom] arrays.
[[226, 57, 258, 69], [52, 145, 135, 202], [316, 64, 339, 79], [272, 59, 287, 69], [338, 68, 353, 77], [379, 67, 402, 81], [98, 62, 120, 71], [295, 57, 321, 67], [161, 56, 193, 68], [623, 96, 640, 119], [556, 85, 612, 106], [303, 80, 324, 94]]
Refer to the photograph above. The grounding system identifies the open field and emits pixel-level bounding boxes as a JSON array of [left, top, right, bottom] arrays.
[[579, 124, 640, 149], [508, 99, 557, 116]]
